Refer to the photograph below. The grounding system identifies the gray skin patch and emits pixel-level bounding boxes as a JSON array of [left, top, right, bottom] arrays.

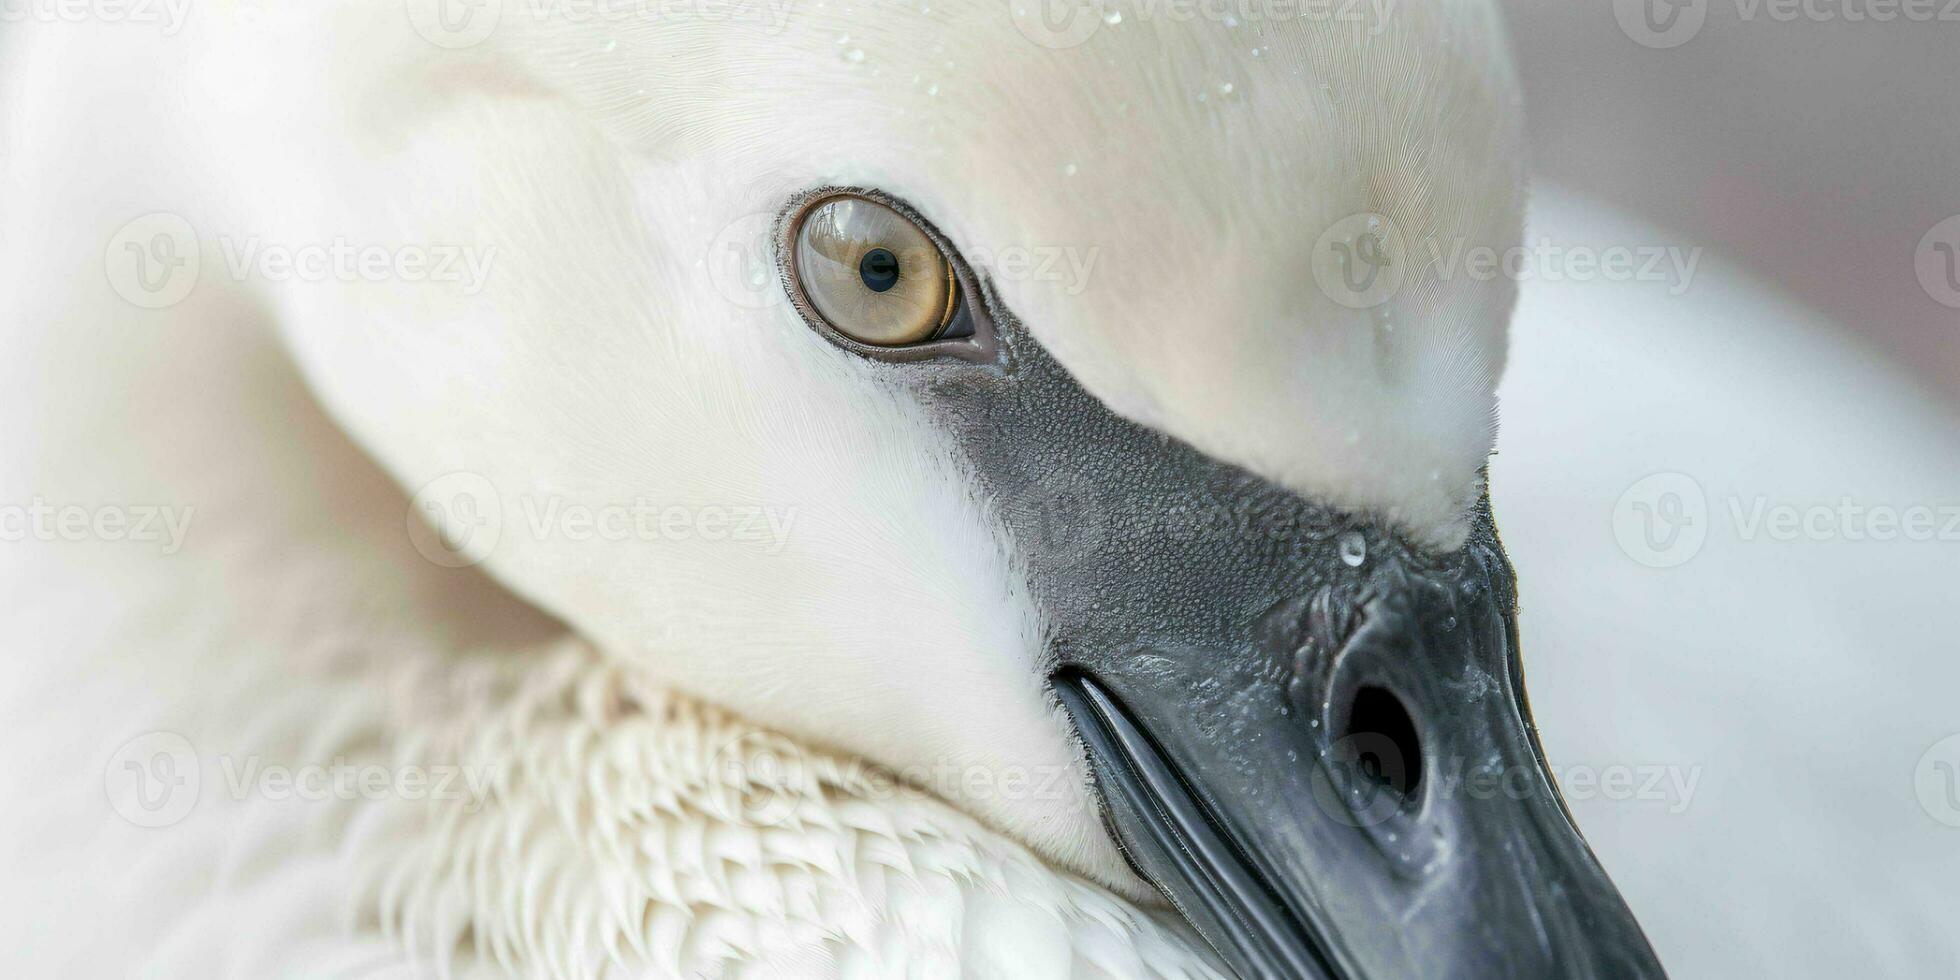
[[778, 191, 1663, 978], [902, 285, 1477, 675]]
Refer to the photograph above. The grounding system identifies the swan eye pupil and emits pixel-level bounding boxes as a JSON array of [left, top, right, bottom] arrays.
[[859, 248, 901, 293]]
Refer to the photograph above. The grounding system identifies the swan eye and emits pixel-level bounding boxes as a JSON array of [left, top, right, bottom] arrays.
[[789, 195, 961, 347]]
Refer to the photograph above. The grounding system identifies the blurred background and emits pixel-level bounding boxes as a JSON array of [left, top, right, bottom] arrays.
[[1500, 0, 1960, 397], [1483, 4, 1960, 975]]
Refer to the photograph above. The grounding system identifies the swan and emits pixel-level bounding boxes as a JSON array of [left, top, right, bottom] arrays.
[[0, 1, 1667, 977]]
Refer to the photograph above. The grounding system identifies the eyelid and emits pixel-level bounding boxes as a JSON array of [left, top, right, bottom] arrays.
[[777, 187, 1001, 366]]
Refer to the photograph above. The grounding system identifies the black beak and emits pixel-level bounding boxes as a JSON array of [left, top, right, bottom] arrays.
[[1050, 530, 1664, 980]]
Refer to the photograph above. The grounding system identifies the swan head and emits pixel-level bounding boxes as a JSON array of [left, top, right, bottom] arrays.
[[262, 0, 1663, 974]]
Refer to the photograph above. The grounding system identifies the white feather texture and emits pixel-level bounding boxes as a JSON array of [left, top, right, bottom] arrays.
[[0, 231, 1221, 975]]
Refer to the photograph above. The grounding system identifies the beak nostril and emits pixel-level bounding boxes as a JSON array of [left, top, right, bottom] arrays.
[[1342, 685, 1424, 805]]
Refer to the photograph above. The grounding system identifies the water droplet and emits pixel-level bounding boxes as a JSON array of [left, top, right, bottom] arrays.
[[1103, 9, 1122, 23], [926, 83, 940, 97], [602, 39, 617, 53], [1339, 532, 1367, 568], [843, 47, 866, 64], [1251, 46, 1262, 57], [1345, 429, 1360, 446], [1061, 162, 1078, 177], [1217, 81, 1235, 96], [1222, 14, 1239, 26]]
